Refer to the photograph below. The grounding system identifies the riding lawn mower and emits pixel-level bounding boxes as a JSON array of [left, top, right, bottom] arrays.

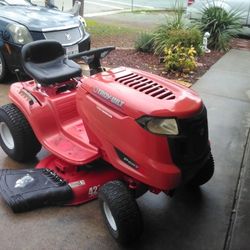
[[0, 40, 214, 245]]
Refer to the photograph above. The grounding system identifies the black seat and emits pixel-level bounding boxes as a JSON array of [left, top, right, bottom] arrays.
[[21, 40, 82, 85]]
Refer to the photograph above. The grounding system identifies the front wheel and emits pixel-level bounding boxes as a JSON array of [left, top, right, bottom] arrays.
[[98, 181, 143, 245], [188, 153, 214, 187], [0, 103, 42, 162]]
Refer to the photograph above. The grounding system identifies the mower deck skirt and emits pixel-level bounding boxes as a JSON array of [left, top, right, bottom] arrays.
[[0, 168, 73, 213]]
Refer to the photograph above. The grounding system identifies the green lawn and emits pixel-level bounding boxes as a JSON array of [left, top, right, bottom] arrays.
[[86, 19, 138, 36], [86, 19, 141, 47]]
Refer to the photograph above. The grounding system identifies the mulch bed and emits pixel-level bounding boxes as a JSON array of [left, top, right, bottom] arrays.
[[102, 49, 224, 84], [97, 37, 250, 85]]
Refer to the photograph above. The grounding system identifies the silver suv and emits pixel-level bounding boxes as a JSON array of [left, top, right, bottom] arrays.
[[186, 0, 250, 27]]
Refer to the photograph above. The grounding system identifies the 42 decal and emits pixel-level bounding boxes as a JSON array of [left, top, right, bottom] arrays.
[[88, 185, 100, 197]]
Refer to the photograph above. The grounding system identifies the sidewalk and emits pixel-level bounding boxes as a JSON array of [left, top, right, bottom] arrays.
[[86, 11, 168, 30], [193, 49, 250, 250]]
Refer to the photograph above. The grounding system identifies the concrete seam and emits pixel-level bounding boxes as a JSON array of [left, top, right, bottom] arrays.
[[223, 128, 250, 250], [206, 68, 250, 78], [196, 91, 250, 105]]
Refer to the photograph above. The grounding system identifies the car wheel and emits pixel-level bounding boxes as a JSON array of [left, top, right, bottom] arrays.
[[0, 51, 8, 83], [189, 153, 215, 187], [0, 103, 42, 162], [99, 180, 143, 245]]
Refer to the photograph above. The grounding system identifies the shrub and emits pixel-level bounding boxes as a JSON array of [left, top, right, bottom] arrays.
[[134, 32, 154, 53], [164, 44, 197, 73], [154, 25, 202, 55], [153, 5, 202, 56], [199, 6, 242, 51], [153, 18, 184, 55]]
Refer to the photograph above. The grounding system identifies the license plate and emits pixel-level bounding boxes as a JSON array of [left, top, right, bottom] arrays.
[[65, 45, 79, 56]]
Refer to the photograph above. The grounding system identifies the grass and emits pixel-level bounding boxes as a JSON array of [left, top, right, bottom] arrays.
[[86, 19, 141, 47], [86, 19, 138, 36]]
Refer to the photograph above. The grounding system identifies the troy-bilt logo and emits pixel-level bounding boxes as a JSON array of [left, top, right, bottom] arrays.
[[93, 87, 125, 108]]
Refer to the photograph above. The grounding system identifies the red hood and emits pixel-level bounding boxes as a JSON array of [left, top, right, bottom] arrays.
[[80, 67, 202, 119]]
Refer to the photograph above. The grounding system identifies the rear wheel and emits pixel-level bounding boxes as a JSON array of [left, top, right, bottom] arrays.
[[99, 180, 143, 245], [0, 103, 41, 162], [189, 153, 214, 186], [0, 51, 8, 83]]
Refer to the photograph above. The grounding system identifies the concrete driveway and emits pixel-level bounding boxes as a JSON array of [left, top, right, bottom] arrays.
[[0, 49, 250, 250]]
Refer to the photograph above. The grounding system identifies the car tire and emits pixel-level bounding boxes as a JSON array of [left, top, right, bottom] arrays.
[[0, 103, 42, 162], [99, 180, 143, 245], [0, 51, 8, 83], [189, 153, 215, 187]]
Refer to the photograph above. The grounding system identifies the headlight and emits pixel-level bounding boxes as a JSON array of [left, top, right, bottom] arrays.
[[79, 16, 87, 27], [137, 117, 179, 135], [79, 20, 86, 36], [7, 23, 33, 45]]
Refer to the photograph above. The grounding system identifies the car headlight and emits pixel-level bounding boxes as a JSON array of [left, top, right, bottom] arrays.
[[79, 16, 87, 27], [79, 20, 86, 36], [7, 23, 33, 45], [137, 117, 179, 135]]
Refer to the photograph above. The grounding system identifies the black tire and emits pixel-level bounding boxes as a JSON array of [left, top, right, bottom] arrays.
[[189, 153, 215, 187], [99, 180, 143, 245], [0, 103, 41, 162], [0, 51, 8, 83]]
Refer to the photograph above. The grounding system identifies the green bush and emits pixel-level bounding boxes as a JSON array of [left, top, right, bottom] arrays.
[[167, 28, 202, 54], [153, 4, 202, 56], [199, 6, 242, 51], [134, 32, 154, 53], [164, 44, 197, 73]]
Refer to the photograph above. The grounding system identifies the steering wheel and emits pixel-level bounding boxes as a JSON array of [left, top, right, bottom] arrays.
[[68, 46, 115, 75]]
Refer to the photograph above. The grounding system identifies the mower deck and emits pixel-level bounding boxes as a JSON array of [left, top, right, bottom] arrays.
[[0, 155, 123, 212], [0, 168, 73, 213], [36, 155, 124, 205]]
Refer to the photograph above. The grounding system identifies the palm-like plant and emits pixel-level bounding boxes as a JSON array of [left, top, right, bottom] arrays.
[[199, 5, 242, 51], [153, 3, 187, 55]]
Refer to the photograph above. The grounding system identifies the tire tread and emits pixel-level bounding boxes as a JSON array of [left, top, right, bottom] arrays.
[[0, 103, 41, 162]]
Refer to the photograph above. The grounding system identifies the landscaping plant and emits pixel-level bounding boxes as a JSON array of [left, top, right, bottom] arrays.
[[134, 32, 154, 53], [164, 44, 197, 73], [153, 0, 202, 56], [199, 5, 242, 51]]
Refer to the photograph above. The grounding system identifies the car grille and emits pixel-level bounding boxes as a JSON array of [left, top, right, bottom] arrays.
[[115, 73, 175, 100], [168, 106, 210, 166], [43, 27, 83, 46]]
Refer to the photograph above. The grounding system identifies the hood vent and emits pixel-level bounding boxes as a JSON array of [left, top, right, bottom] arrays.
[[115, 73, 175, 100]]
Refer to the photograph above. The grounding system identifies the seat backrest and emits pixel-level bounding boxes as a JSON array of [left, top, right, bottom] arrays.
[[22, 40, 64, 64], [21, 40, 82, 85]]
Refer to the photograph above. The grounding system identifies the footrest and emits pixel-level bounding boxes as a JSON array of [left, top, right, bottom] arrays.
[[0, 168, 73, 213]]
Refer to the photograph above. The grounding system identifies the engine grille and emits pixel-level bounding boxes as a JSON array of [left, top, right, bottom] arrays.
[[115, 73, 175, 100], [43, 27, 83, 46], [168, 106, 210, 166]]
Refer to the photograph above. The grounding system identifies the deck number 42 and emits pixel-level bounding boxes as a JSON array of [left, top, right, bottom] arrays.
[[88, 185, 100, 197]]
